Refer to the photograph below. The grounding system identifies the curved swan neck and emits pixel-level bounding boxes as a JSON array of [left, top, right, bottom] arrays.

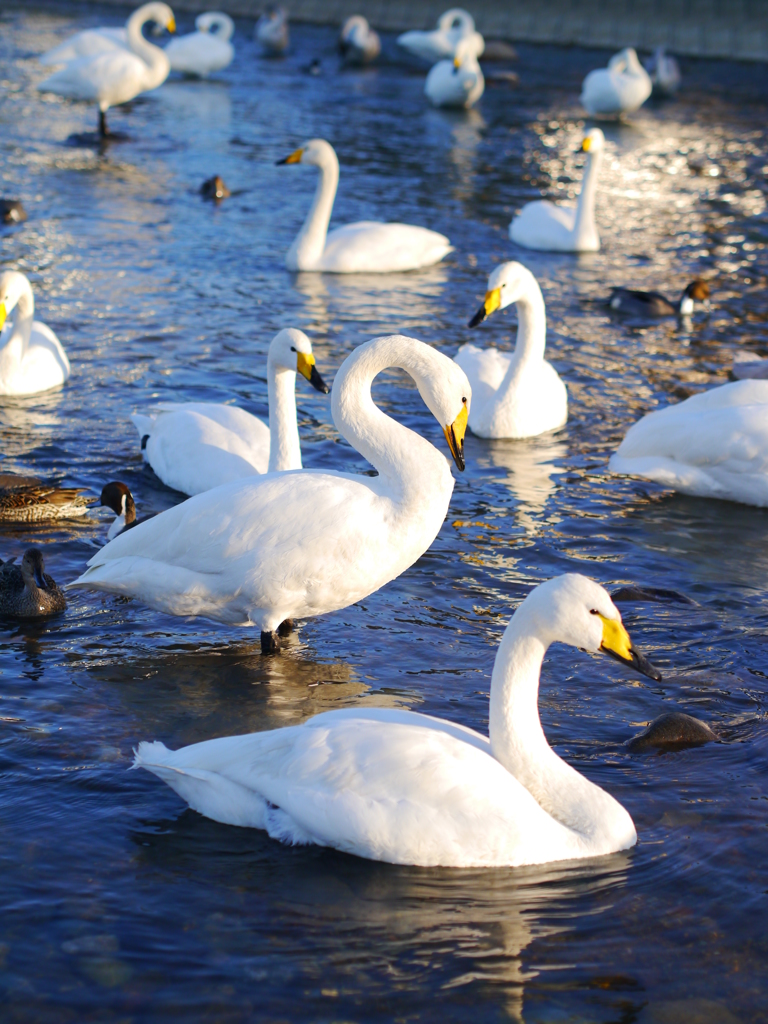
[[331, 336, 452, 500], [573, 148, 602, 240], [287, 150, 339, 272], [507, 276, 547, 371], [0, 278, 33, 361], [267, 358, 301, 473], [126, 5, 170, 83], [201, 13, 234, 40]]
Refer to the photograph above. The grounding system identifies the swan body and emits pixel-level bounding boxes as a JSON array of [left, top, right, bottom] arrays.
[[0, 271, 70, 397], [0, 548, 66, 618], [644, 47, 681, 97], [278, 139, 452, 273], [39, 27, 128, 66], [339, 16, 380, 65], [165, 12, 234, 77], [131, 329, 329, 496], [256, 7, 288, 54], [70, 336, 470, 645], [134, 573, 661, 867], [398, 9, 482, 64], [609, 381, 768, 507], [581, 48, 652, 118], [456, 262, 567, 439], [425, 33, 485, 109], [38, 3, 175, 136], [510, 128, 604, 253]]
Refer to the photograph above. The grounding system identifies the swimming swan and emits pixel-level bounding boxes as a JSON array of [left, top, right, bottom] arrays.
[[165, 12, 234, 77], [133, 573, 661, 867], [644, 47, 681, 98], [69, 335, 470, 653], [339, 16, 381, 65], [455, 262, 567, 438], [38, 2, 176, 138], [609, 380, 768, 507], [255, 7, 289, 54], [131, 328, 330, 496], [0, 271, 70, 397], [425, 33, 485, 109], [581, 48, 652, 118], [277, 139, 452, 273], [398, 9, 481, 64], [509, 128, 604, 253]]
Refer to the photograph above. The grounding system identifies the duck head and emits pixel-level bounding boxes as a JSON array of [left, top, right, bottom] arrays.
[[269, 328, 329, 393], [21, 547, 48, 590]]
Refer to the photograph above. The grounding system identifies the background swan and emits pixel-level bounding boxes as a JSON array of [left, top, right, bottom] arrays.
[[398, 9, 481, 63], [581, 47, 652, 118], [133, 574, 660, 867], [70, 335, 470, 652], [256, 7, 289, 54], [38, 2, 175, 137], [456, 262, 567, 438], [0, 271, 70, 397], [277, 139, 452, 272], [425, 33, 485, 108], [339, 16, 380, 65], [509, 128, 604, 252], [609, 381, 768, 506], [131, 329, 329, 496], [165, 12, 234, 77], [644, 47, 681, 97]]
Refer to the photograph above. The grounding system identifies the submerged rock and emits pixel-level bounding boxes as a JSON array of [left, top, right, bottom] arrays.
[[627, 711, 718, 753]]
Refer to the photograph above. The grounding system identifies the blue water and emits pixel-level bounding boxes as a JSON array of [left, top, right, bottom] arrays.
[[2, 5, 768, 1021]]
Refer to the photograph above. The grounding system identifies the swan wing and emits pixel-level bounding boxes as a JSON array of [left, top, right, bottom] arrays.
[[509, 200, 577, 251], [39, 28, 128, 66], [454, 344, 512, 407], [165, 32, 233, 75], [320, 222, 452, 273], [397, 29, 454, 62], [0, 322, 70, 397], [39, 50, 152, 104]]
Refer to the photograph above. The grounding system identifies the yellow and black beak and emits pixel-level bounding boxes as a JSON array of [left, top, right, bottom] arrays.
[[443, 401, 468, 472], [599, 614, 661, 681], [453, 55, 461, 69], [296, 351, 330, 394], [277, 148, 304, 166], [582, 136, 592, 152], [0, 302, 6, 332], [468, 287, 501, 328], [167, 15, 176, 33]]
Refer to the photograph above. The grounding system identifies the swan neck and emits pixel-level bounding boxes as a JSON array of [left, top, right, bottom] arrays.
[[0, 283, 33, 362], [508, 285, 546, 370], [287, 154, 339, 271], [126, 8, 170, 82], [267, 361, 301, 473], [573, 149, 601, 238]]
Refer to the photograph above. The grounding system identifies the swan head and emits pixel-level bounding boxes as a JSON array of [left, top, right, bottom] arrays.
[[21, 548, 49, 590], [419, 349, 470, 472], [277, 138, 336, 169], [268, 328, 330, 393], [439, 8, 475, 33], [134, 3, 176, 34], [195, 12, 234, 37], [0, 270, 32, 329], [521, 575, 662, 680], [581, 127, 605, 154], [468, 261, 539, 327], [453, 32, 484, 67]]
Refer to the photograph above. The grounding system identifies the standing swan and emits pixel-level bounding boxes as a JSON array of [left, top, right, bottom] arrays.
[[131, 329, 330, 496], [339, 16, 381, 65], [509, 128, 604, 253], [38, 2, 176, 138], [0, 271, 70, 397], [133, 574, 661, 867], [277, 139, 452, 273], [70, 336, 470, 652], [456, 262, 567, 438], [165, 12, 234, 77], [581, 48, 652, 118]]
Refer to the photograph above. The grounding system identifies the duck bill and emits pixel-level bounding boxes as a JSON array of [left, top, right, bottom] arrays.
[[443, 404, 468, 472], [277, 148, 304, 166], [296, 351, 330, 394], [468, 288, 501, 328], [0, 302, 6, 331], [599, 615, 662, 681], [33, 564, 47, 589]]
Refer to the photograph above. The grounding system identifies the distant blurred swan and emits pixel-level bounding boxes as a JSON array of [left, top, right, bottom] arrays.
[[509, 128, 604, 252], [0, 271, 70, 397], [425, 33, 485, 108], [339, 16, 380, 65], [256, 7, 288, 54], [165, 12, 234, 77], [277, 139, 452, 273], [644, 47, 681, 97], [581, 47, 651, 118], [398, 9, 481, 63]]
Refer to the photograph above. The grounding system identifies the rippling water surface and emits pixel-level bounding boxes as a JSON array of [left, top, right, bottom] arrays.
[[2, 5, 768, 1021]]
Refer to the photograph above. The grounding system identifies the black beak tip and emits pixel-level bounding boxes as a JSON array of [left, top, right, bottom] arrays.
[[468, 307, 485, 329], [276, 157, 288, 165], [309, 366, 330, 394]]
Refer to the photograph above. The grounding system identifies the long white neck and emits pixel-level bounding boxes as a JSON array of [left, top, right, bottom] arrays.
[[504, 276, 547, 372], [0, 278, 34, 370], [267, 359, 301, 473], [331, 335, 454, 506], [126, 7, 171, 86], [489, 601, 633, 850], [573, 149, 602, 243], [286, 151, 339, 272], [200, 13, 234, 40]]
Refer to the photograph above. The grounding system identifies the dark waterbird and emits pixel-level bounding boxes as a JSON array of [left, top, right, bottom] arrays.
[[0, 474, 95, 522], [0, 548, 66, 618], [607, 279, 710, 317], [626, 712, 718, 753], [1, 199, 27, 224], [201, 174, 230, 201]]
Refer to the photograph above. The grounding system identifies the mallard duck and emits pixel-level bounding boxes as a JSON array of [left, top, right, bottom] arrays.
[[0, 475, 94, 522], [607, 280, 710, 317], [0, 548, 66, 618]]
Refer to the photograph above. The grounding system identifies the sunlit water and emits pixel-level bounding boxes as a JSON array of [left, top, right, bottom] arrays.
[[2, 5, 768, 1021]]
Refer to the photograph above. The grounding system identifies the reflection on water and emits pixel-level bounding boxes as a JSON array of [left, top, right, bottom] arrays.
[[1, 8, 768, 1023]]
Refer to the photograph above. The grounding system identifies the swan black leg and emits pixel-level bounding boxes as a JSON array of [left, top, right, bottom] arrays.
[[99, 110, 108, 137], [261, 630, 280, 654]]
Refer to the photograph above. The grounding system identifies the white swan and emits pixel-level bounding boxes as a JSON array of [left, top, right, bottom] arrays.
[[398, 9, 482, 63], [339, 16, 381, 65], [39, 27, 128, 66], [38, 2, 175, 137], [644, 47, 681, 98], [277, 139, 452, 273], [509, 128, 604, 253], [69, 335, 470, 652], [133, 573, 660, 867], [425, 33, 485, 109], [165, 12, 234, 77], [0, 271, 70, 397], [581, 47, 652, 118], [609, 380, 768, 507], [131, 329, 329, 496], [255, 7, 288, 54], [456, 262, 567, 438]]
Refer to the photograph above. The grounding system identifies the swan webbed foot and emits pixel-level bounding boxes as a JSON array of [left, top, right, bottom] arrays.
[[261, 629, 281, 654], [277, 618, 294, 637]]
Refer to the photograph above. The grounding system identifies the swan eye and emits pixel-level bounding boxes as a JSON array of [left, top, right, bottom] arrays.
[[290, 346, 296, 352], [589, 609, 600, 615], [462, 397, 467, 404]]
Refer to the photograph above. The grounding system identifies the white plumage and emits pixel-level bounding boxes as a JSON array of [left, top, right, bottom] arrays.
[[39, 27, 128, 66], [0, 271, 70, 397], [339, 16, 380, 65], [581, 47, 652, 118], [425, 33, 485, 109], [165, 12, 234, 77], [398, 9, 481, 64], [255, 7, 288, 54]]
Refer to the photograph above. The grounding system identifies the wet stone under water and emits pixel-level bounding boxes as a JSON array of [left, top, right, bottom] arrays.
[[1, 4, 768, 1022]]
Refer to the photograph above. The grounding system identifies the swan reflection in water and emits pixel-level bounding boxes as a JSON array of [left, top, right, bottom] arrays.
[[480, 434, 567, 535], [156, 80, 232, 130], [424, 107, 485, 202]]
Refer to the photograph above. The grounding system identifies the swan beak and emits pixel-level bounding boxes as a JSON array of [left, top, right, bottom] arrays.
[[443, 402, 468, 472], [277, 148, 304, 165], [453, 56, 461, 68], [297, 351, 330, 394], [582, 137, 592, 152], [468, 288, 501, 328], [599, 615, 662, 681], [0, 303, 6, 331], [167, 16, 176, 33]]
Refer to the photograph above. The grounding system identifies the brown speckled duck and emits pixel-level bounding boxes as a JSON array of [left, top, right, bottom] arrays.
[[0, 548, 66, 618], [0, 474, 96, 522]]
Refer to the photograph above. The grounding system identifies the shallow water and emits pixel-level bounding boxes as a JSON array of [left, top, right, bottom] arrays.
[[2, 5, 768, 1021]]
